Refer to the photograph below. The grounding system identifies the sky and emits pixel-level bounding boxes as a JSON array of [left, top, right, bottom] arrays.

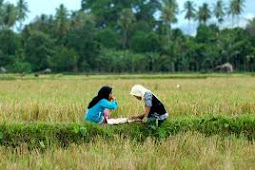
[[6, 0, 255, 35], [174, 0, 255, 35]]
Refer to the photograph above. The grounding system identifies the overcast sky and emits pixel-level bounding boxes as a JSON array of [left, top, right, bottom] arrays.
[[6, 0, 255, 35]]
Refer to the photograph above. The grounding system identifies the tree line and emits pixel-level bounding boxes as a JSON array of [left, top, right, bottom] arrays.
[[0, 0, 255, 73]]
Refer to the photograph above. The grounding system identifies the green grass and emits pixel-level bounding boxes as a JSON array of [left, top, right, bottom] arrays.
[[1, 115, 255, 149]]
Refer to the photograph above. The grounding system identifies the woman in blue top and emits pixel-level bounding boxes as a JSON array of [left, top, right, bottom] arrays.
[[85, 86, 118, 124]]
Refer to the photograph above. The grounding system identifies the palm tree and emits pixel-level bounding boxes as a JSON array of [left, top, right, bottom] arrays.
[[70, 11, 95, 31], [161, 0, 178, 41], [214, 0, 225, 26], [37, 14, 48, 26], [0, 0, 4, 28], [197, 3, 211, 25], [118, 8, 135, 50], [246, 18, 255, 37], [229, 0, 245, 27], [70, 11, 82, 30], [55, 4, 69, 38], [183, 1, 196, 34], [16, 0, 29, 31], [2, 3, 17, 28]]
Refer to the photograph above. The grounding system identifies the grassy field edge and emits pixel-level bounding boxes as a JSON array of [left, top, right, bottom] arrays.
[[0, 115, 255, 149]]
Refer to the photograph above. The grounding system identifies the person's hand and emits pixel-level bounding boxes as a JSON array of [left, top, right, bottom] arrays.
[[142, 117, 148, 123], [110, 95, 116, 101], [112, 96, 116, 101]]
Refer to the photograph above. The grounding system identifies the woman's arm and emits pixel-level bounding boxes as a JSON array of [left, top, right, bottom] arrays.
[[142, 92, 152, 122], [144, 106, 151, 118], [101, 99, 118, 109]]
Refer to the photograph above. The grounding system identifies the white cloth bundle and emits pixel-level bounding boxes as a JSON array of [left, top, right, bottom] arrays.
[[107, 118, 140, 125], [107, 118, 128, 125]]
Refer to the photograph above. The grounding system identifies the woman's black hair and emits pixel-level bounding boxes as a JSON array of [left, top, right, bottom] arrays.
[[87, 86, 112, 109]]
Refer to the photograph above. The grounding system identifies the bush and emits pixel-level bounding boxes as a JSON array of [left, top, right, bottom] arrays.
[[50, 47, 78, 72], [9, 61, 32, 73]]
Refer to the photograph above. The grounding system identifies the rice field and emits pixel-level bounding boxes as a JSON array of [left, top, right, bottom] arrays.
[[0, 74, 255, 122], [0, 74, 255, 169]]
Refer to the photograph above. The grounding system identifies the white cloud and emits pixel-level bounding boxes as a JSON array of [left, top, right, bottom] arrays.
[[245, 13, 255, 20]]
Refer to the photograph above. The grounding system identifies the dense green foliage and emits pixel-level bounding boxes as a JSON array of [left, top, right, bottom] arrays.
[[0, 0, 255, 73], [0, 115, 255, 149]]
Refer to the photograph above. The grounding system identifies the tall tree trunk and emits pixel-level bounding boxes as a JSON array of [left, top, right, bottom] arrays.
[[171, 61, 175, 72], [167, 23, 172, 43], [232, 16, 235, 28], [196, 61, 199, 72], [132, 58, 135, 73], [122, 30, 127, 50], [188, 20, 191, 35]]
